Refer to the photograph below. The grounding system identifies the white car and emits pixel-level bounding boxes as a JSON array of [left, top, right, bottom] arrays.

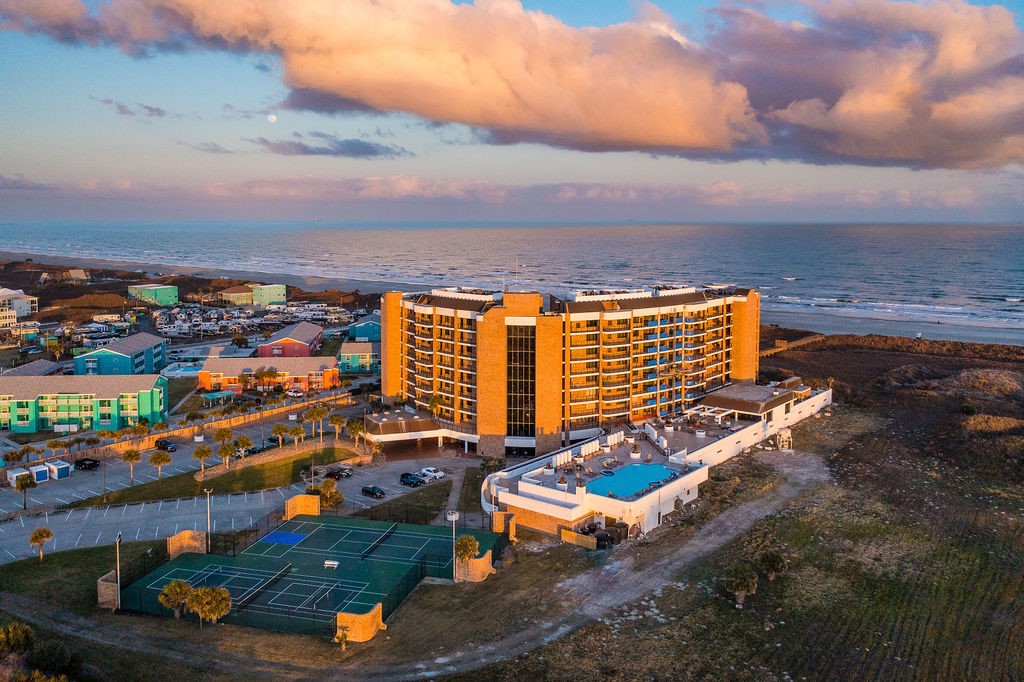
[[285, 389, 305, 398], [418, 467, 445, 480]]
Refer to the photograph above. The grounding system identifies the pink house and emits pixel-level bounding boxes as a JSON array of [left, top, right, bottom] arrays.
[[257, 321, 323, 358]]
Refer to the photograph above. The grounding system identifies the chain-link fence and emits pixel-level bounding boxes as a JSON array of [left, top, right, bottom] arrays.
[[208, 506, 285, 556]]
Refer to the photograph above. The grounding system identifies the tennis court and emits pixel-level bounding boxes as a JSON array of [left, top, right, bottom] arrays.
[[119, 515, 502, 636]]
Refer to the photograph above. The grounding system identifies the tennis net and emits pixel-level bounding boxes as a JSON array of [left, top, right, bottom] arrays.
[[361, 522, 399, 560], [235, 562, 293, 611]]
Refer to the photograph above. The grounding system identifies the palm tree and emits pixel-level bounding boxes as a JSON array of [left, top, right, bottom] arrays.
[[306, 407, 328, 444], [237, 373, 252, 392], [149, 450, 171, 479], [213, 427, 233, 451], [29, 527, 53, 562], [16, 444, 40, 464], [193, 444, 212, 477], [427, 394, 444, 419], [218, 442, 234, 469], [234, 435, 253, 459], [15, 475, 37, 510], [185, 585, 232, 628], [346, 417, 365, 452], [329, 414, 346, 442], [47, 439, 67, 456], [152, 421, 169, 432], [290, 425, 305, 450], [158, 579, 193, 619], [271, 423, 290, 450], [122, 449, 142, 486], [84, 436, 101, 450], [185, 411, 203, 426], [724, 560, 758, 606]]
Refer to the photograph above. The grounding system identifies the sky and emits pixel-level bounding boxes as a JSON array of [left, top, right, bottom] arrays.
[[0, 0, 1022, 223]]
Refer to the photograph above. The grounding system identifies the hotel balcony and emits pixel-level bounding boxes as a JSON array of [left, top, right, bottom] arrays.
[[603, 363, 630, 375]]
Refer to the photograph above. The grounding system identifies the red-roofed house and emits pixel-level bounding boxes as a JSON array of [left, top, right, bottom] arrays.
[[257, 322, 323, 358]]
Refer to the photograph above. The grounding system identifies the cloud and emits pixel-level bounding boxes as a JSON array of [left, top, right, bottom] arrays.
[[2, 0, 1022, 168], [92, 96, 168, 117], [244, 132, 413, 158], [0, 174, 51, 191], [709, 0, 1024, 168], [185, 141, 233, 154]]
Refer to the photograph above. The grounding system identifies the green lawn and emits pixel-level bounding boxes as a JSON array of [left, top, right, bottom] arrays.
[[458, 467, 484, 512], [0, 540, 163, 615], [317, 337, 343, 357], [65, 447, 358, 507], [355, 480, 452, 525], [165, 377, 197, 410], [8, 430, 59, 445]]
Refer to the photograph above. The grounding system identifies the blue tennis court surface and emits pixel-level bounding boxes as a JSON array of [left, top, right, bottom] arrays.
[[262, 530, 307, 545]]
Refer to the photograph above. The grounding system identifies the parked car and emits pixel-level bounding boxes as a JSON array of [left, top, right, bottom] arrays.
[[247, 444, 265, 455], [325, 467, 352, 480], [361, 485, 385, 498], [285, 389, 305, 398], [417, 467, 445, 480], [400, 472, 425, 487], [154, 439, 177, 452], [74, 458, 100, 471]]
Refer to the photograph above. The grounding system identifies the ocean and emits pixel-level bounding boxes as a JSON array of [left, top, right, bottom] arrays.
[[3, 221, 1022, 345]]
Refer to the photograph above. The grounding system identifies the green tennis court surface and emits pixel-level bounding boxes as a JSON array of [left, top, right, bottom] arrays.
[[119, 515, 501, 636]]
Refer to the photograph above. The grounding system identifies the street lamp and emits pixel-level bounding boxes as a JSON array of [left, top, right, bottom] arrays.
[[115, 531, 122, 611], [204, 488, 212, 552], [446, 510, 459, 582]]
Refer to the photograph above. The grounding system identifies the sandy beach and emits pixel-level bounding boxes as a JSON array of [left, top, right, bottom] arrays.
[[0, 250, 422, 294]]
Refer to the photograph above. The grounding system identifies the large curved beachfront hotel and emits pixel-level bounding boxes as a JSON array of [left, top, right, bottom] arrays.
[[379, 284, 761, 457]]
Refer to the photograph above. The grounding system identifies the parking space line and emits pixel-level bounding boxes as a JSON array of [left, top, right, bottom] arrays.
[[65, 510, 73, 521], [135, 528, 141, 540], [56, 497, 70, 505], [122, 505, 128, 516], [75, 534, 82, 547], [84, 508, 91, 521], [95, 532, 101, 544], [4, 548, 15, 560], [73, 493, 87, 500], [88, 489, 101, 496]]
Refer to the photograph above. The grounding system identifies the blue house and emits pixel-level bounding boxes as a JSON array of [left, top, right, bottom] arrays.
[[73, 332, 168, 375], [348, 311, 381, 342], [338, 341, 380, 373]]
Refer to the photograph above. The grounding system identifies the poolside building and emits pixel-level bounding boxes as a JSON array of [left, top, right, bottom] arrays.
[[338, 341, 380, 373], [197, 357, 340, 393], [0, 374, 168, 433], [73, 332, 168, 375], [480, 377, 832, 536], [379, 285, 760, 457], [257, 322, 323, 358], [127, 284, 179, 307]]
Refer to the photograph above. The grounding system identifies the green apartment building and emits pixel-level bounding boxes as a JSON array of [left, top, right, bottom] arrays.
[[253, 284, 287, 307], [128, 284, 179, 307], [0, 375, 167, 433]]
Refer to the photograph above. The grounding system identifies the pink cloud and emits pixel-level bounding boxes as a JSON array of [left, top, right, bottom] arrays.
[[2, 0, 1021, 168]]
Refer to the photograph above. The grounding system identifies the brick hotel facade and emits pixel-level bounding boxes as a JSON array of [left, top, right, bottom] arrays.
[[381, 286, 760, 457]]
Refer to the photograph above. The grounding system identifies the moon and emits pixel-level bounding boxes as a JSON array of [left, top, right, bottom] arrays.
[[267, 114, 278, 123]]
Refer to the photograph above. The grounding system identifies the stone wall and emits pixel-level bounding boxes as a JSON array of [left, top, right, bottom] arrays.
[[167, 530, 206, 558], [505, 504, 586, 536], [455, 548, 495, 583], [336, 603, 387, 642], [490, 510, 516, 542], [97, 570, 119, 611], [284, 493, 320, 520]]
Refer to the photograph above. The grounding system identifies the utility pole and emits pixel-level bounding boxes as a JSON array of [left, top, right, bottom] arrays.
[[115, 531, 122, 611], [204, 488, 212, 552]]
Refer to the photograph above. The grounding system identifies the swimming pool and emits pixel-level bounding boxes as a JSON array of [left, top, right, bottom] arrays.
[[586, 463, 677, 499]]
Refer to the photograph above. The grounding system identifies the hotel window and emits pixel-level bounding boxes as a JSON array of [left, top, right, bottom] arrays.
[[506, 325, 535, 438]]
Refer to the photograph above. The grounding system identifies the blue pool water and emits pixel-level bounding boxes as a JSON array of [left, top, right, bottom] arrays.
[[586, 464, 677, 499]]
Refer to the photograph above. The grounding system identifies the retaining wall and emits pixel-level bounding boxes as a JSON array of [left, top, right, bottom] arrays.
[[336, 603, 386, 642], [284, 494, 320, 520]]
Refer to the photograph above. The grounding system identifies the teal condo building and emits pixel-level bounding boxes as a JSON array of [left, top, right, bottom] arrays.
[[128, 284, 179, 306], [0, 375, 168, 433], [73, 332, 168, 375]]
